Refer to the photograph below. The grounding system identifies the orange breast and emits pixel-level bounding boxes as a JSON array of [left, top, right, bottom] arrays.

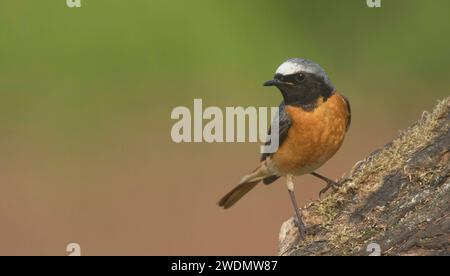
[[271, 93, 350, 176]]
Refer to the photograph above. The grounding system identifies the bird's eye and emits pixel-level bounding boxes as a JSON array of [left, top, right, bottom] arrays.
[[295, 73, 305, 83]]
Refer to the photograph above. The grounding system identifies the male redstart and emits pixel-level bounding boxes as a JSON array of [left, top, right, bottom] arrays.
[[218, 58, 351, 239]]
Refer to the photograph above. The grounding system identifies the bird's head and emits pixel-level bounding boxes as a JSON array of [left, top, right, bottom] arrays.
[[264, 58, 335, 108]]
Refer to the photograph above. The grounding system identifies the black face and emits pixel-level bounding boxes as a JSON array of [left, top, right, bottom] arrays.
[[264, 72, 334, 110]]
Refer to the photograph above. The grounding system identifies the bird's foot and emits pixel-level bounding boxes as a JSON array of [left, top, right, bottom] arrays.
[[319, 179, 341, 198], [293, 212, 306, 240]]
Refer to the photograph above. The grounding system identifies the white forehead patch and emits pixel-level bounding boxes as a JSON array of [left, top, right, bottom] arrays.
[[274, 58, 334, 88], [276, 61, 304, 75], [275, 59, 323, 76]]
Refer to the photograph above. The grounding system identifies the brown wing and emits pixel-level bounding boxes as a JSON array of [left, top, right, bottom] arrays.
[[260, 102, 292, 161], [260, 102, 291, 185]]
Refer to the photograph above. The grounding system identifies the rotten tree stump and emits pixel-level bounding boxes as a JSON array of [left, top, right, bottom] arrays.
[[279, 97, 450, 256]]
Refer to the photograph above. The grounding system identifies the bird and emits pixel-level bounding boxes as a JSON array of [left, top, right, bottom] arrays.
[[218, 58, 351, 239]]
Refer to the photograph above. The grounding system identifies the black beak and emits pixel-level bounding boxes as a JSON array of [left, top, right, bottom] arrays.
[[263, 79, 280, 87], [263, 79, 291, 87]]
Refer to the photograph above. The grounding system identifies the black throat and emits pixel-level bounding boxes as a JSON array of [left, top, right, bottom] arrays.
[[276, 73, 334, 111]]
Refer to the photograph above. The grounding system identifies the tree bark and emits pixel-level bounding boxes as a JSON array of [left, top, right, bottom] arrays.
[[279, 97, 450, 256]]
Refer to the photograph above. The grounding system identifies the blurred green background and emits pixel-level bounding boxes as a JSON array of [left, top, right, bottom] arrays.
[[0, 0, 449, 255]]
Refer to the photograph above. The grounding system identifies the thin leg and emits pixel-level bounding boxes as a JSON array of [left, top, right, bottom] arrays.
[[311, 172, 341, 198], [286, 175, 306, 240]]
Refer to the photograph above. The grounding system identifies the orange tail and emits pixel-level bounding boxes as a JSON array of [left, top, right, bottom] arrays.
[[218, 181, 259, 209], [219, 163, 272, 209]]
